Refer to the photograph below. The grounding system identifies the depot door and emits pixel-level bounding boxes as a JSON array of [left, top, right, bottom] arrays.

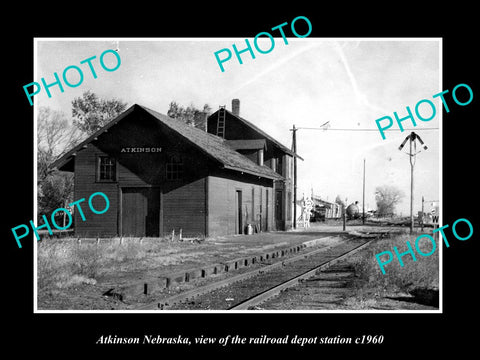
[[235, 190, 243, 234], [275, 190, 283, 230], [121, 187, 160, 237]]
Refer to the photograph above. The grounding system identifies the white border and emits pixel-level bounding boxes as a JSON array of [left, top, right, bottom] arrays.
[[33, 37, 443, 314]]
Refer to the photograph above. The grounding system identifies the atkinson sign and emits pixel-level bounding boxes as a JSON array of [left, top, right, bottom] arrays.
[[120, 147, 162, 153]]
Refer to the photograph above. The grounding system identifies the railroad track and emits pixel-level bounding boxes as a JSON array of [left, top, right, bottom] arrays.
[[135, 235, 378, 311], [230, 241, 371, 310]]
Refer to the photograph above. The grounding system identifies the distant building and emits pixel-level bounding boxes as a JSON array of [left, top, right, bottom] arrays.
[[310, 195, 342, 221], [51, 100, 300, 238]]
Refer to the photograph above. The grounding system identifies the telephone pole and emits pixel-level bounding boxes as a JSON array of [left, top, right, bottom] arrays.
[[362, 158, 366, 225], [292, 124, 298, 229], [421, 196, 424, 232], [398, 132, 428, 234], [409, 136, 414, 234], [290, 122, 329, 230]]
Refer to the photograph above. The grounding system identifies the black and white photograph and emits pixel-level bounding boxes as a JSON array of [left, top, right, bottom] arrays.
[[33, 38, 442, 312], [5, 7, 479, 356]]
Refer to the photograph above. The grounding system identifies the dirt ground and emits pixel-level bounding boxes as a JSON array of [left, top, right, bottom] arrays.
[[258, 251, 439, 311], [37, 220, 439, 311], [38, 225, 341, 310]]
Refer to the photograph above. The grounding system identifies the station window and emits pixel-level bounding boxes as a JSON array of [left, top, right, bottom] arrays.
[[166, 153, 184, 180], [97, 156, 116, 181]]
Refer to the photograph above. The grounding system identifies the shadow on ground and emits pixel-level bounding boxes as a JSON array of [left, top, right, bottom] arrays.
[[387, 288, 439, 308]]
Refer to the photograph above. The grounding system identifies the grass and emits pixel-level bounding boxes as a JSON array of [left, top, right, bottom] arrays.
[[351, 232, 439, 300], [37, 236, 202, 290], [37, 236, 220, 310], [38, 240, 101, 289], [38, 226, 441, 310]]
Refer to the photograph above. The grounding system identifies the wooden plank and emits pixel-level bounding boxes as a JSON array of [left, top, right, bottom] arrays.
[[162, 178, 206, 237]]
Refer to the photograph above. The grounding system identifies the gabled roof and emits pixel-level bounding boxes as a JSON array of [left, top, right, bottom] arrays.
[[51, 105, 137, 170], [311, 196, 341, 208], [211, 108, 303, 160], [51, 104, 284, 181]]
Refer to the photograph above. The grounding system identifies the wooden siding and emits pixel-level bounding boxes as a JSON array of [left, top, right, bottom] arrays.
[[72, 112, 210, 238], [208, 112, 293, 179], [207, 111, 294, 230], [73, 143, 118, 237], [207, 174, 273, 237], [74, 138, 209, 237], [273, 178, 294, 231], [162, 178, 206, 237], [70, 108, 285, 238]]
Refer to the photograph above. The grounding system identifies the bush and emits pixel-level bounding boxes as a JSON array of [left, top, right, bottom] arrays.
[[353, 233, 439, 295]]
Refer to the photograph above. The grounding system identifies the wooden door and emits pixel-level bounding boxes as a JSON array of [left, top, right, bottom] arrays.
[[122, 188, 160, 237], [275, 189, 283, 230], [265, 189, 269, 231], [235, 190, 243, 234], [145, 187, 160, 237]]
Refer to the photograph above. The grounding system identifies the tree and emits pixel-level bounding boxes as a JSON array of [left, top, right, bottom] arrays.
[[335, 195, 345, 207], [37, 107, 80, 222], [72, 90, 128, 135], [38, 172, 74, 225], [37, 107, 82, 182], [375, 185, 405, 217], [167, 101, 212, 126]]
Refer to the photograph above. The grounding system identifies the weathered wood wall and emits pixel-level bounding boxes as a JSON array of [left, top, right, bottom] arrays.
[[73, 143, 119, 237], [162, 177, 206, 238], [72, 112, 210, 238], [207, 172, 274, 237], [71, 108, 283, 238]]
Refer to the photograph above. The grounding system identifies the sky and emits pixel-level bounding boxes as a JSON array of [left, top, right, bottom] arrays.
[[35, 38, 441, 215]]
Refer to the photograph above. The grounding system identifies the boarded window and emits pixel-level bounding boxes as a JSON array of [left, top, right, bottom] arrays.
[[166, 153, 184, 180], [98, 156, 116, 181]]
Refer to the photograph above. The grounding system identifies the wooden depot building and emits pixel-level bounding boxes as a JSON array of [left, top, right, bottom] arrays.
[[51, 99, 301, 238]]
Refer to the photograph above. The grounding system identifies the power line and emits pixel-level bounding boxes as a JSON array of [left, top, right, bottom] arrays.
[[290, 127, 439, 131]]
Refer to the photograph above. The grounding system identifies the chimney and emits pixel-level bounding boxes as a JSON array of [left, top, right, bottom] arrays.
[[232, 99, 240, 116], [193, 111, 208, 132]]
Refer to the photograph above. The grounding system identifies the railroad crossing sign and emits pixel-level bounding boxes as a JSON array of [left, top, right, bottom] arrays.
[[398, 131, 428, 153]]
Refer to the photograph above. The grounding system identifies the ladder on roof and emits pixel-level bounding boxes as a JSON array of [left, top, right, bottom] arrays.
[[216, 106, 226, 138]]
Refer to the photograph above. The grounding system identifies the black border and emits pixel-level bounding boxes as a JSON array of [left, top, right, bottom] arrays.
[[5, 5, 478, 355]]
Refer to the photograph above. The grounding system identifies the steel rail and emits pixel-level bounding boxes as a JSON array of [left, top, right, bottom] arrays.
[[229, 240, 373, 310], [134, 240, 343, 310]]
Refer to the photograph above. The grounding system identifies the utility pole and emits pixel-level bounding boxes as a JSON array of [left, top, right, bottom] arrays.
[[421, 196, 425, 232], [290, 123, 329, 230], [362, 158, 366, 225], [398, 132, 428, 234], [292, 124, 298, 229], [409, 135, 414, 234]]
